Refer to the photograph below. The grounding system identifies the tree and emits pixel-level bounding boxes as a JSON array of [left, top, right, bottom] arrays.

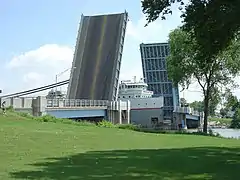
[[189, 101, 204, 112], [142, 0, 240, 59], [208, 87, 221, 116], [167, 28, 240, 133], [220, 108, 228, 118], [223, 88, 239, 111], [180, 98, 187, 107], [189, 99, 219, 116], [230, 108, 240, 129]]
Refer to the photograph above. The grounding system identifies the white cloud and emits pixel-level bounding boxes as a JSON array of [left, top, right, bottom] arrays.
[[7, 44, 73, 69], [126, 18, 163, 42], [4, 44, 73, 94], [23, 72, 44, 83], [126, 14, 182, 43]]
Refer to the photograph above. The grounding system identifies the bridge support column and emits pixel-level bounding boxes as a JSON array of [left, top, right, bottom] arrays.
[[32, 96, 47, 116], [182, 114, 188, 130], [126, 100, 130, 124], [107, 100, 131, 124], [118, 100, 122, 124]]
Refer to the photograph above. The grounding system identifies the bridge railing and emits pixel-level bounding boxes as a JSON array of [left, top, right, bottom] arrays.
[[174, 106, 201, 116], [47, 99, 109, 108]]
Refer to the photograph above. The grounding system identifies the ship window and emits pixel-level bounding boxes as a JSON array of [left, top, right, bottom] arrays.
[[123, 96, 125, 98], [129, 96, 131, 98]]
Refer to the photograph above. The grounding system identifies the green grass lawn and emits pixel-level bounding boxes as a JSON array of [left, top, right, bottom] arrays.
[[0, 113, 240, 180]]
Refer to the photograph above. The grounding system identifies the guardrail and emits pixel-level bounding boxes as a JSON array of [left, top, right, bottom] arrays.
[[47, 99, 109, 108]]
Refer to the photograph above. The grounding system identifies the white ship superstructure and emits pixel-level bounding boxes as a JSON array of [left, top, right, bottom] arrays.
[[118, 77, 153, 99], [118, 77, 164, 115]]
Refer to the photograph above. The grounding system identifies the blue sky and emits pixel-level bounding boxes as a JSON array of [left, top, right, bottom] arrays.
[[0, 0, 206, 102]]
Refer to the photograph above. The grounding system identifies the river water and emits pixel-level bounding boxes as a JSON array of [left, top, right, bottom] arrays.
[[213, 128, 240, 139]]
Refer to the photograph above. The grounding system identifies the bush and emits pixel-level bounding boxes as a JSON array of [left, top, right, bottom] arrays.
[[36, 115, 73, 124], [36, 115, 59, 123], [6, 106, 14, 112], [117, 124, 140, 131], [77, 120, 96, 126], [97, 120, 115, 128], [17, 112, 33, 119], [15, 111, 223, 138], [230, 108, 240, 129]]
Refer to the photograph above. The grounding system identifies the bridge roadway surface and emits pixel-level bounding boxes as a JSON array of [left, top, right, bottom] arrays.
[[68, 13, 126, 101]]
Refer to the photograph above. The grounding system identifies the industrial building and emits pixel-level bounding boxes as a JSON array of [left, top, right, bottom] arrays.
[[140, 43, 180, 120], [67, 12, 128, 101]]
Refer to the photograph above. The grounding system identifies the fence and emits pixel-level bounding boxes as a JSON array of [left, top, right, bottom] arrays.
[[174, 106, 202, 116]]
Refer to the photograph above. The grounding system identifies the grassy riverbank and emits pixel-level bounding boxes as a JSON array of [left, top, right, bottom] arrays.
[[0, 112, 239, 180]]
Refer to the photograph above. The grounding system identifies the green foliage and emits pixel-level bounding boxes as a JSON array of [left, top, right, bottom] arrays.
[[168, 28, 240, 91], [189, 101, 204, 112], [167, 28, 240, 132], [190, 98, 219, 116], [230, 108, 240, 129], [208, 88, 221, 116], [117, 124, 140, 131], [17, 112, 33, 119], [142, 0, 240, 59], [142, 0, 185, 22], [167, 28, 195, 89], [36, 115, 64, 123], [97, 120, 116, 128], [208, 117, 232, 126], [180, 98, 187, 107], [76, 120, 96, 126], [207, 129, 221, 137], [6, 106, 14, 112], [220, 108, 228, 118], [223, 88, 239, 111], [8, 111, 227, 138], [124, 127, 222, 138]]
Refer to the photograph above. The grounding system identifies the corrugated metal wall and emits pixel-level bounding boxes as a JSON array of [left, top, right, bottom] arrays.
[[67, 12, 127, 101]]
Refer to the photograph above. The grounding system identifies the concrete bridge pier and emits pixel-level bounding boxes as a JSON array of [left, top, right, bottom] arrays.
[[108, 100, 130, 124], [32, 96, 47, 116]]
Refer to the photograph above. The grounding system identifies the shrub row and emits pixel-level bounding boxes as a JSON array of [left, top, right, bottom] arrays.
[[16, 112, 221, 137]]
